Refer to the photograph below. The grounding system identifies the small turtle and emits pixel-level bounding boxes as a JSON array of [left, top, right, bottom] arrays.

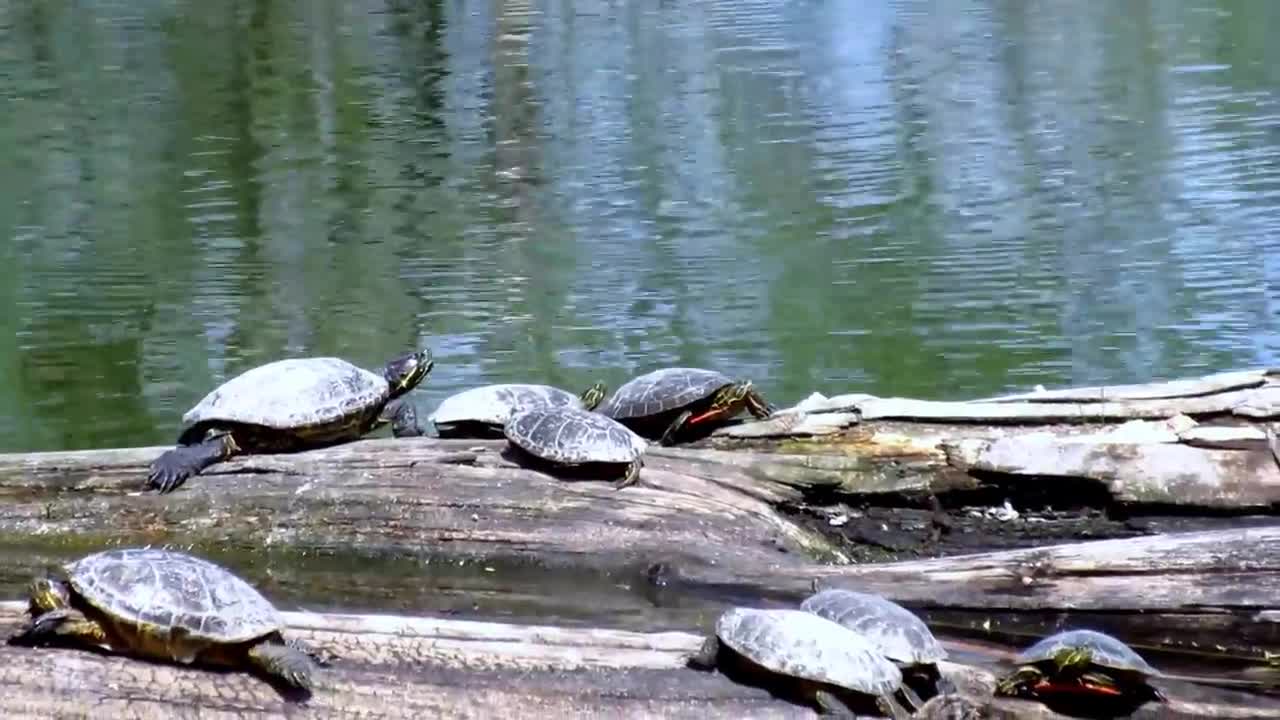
[[504, 405, 647, 488], [428, 381, 607, 439], [996, 629, 1165, 705], [688, 607, 910, 718], [801, 589, 948, 709], [599, 367, 776, 445], [147, 349, 433, 493], [7, 548, 323, 693]]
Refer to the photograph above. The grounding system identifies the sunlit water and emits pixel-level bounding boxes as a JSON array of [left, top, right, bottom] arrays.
[[2, 0, 1280, 452]]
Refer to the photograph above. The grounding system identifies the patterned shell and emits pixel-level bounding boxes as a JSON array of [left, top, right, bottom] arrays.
[[429, 384, 585, 426], [714, 608, 903, 696], [505, 406, 647, 464], [800, 589, 947, 665], [1016, 629, 1160, 676], [66, 548, 284, 644], [182, 357, 389, 430], [599, 367, 733, 419]]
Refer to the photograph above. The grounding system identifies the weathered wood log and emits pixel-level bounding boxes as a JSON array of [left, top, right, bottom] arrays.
[[723, 368, 1280, 433], [790, 526, 1280, 665], [0, 437, 847, 572], [0, 605, 1273, 719]]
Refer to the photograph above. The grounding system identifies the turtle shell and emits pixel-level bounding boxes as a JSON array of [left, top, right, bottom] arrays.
[[1017, 629, 1159, 676], [714, 607, 903, 697], [505, 406, 646, 465], [429, 384, 585, 427], [182, 357, 389, 431], [66, 548, 284, 644], [801, 589, 947, 666], [599, 368, 734, 420]]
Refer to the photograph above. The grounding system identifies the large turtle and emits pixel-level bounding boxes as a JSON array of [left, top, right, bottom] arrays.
[[801, 589, 949, 710], [995, 629, 1165, 707], [504, 405, 647, 488], [6, 548, 322, 693], [147, 349, 433, 493], [688, 607, 910, 718], [428, 381, 607, 439], [599, 367, 776, 445]]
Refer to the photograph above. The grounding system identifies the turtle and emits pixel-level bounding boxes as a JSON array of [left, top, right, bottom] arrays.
[[146, 349, 433, 493], [801, 589, 949, 710], [687, 607, 910, 718], [428, 381, 607, 439], [995, 629, 1165, 707], [503, 405, 647, 488], [6, 547, 323, 693], [598, 367, 777, 445]]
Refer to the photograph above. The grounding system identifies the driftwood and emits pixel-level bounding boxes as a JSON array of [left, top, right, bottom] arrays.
[[0, 604, 1273, 720]]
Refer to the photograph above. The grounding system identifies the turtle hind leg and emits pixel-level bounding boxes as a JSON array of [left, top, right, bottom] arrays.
[[685, 636, 720, 670], [8, 608, 110, 648], [612, 460, 642, 489], [657, 410, 693, 446], [146, 433, 239, 494], [248, 640, 316, 691]]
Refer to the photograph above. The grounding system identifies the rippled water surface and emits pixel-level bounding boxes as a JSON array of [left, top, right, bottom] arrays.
[[3, 0, 1280, 452]]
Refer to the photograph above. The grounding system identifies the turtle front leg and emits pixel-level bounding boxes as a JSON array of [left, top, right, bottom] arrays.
[[658, 410, 693, 446], [871, 693, 912, 720], [812, 689, 858, 717], [896, 683, 925, 712], [743, 387, 776, 419], [287, 636, 337, 667], [613, 459, 642, 489], [247, 640, 316, 691], [146, 431, 240, 494], [8, 608, 111, 649], [995, 666, 1044, 697], [381, 399, 423, 438]]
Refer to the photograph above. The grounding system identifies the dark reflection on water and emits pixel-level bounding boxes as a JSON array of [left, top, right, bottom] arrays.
[[2, 0, 1280, 452]]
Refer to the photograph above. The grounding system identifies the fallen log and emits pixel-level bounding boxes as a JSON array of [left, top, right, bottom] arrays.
[[787, 526, 1280, 667], [0, 605, 1273, 720]]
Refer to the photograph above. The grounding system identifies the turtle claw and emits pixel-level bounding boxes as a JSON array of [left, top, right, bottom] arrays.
[[146, 436, 234, 493]]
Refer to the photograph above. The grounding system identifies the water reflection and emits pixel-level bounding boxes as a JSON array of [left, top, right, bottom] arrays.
[[2, 0, 1279, 452]]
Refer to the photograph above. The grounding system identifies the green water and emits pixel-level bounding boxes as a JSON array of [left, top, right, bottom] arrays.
[[3, 0, 1280, 453]]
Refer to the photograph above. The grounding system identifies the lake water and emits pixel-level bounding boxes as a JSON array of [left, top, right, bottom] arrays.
[[3, 0, 1280, 453]]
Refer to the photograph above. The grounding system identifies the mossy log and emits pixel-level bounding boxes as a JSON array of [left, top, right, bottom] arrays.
[[0, 604, 1273, 720]]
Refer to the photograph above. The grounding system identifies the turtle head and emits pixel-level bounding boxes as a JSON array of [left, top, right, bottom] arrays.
[[1052, 646, 1094, 673], [28, 575, 71, 615], [580, 382, 608, 411], [384, 349, 434, 398], [713, 381, 752, 409]]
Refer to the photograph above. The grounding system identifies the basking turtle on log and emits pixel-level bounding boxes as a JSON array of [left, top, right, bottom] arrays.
[[801, 589, 950, 710], [995, 628, 1166, 715], [599, 367, 777, 445], [428, 381, 607, 439], [147, 349, 433, 493], [7, 548, 324, 696], [687, 606, 912, 718], [503, 405, 648, 488]]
